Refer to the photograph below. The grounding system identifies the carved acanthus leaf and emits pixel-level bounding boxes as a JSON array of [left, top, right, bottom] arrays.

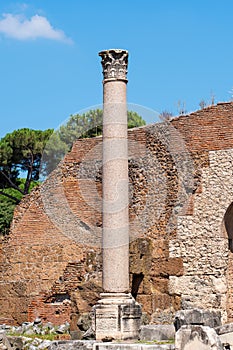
[[99, 49, 128, 82]]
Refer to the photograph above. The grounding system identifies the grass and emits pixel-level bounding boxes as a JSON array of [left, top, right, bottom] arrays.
[[7, 331, 69, 341]]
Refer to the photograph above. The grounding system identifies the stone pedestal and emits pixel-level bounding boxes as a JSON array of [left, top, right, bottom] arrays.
[[93, 293, 141, 341]]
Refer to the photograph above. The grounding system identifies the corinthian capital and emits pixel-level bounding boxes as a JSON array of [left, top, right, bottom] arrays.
[[99, 49, 128, 82]]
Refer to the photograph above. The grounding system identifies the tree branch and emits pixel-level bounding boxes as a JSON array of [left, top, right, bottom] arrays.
[[0, 170, 24, 194], [0, 191, 20, 204], [23, 148, 34, 195]]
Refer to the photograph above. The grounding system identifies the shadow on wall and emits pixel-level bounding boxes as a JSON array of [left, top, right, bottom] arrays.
[[131, 273, 144, 299], [224, 203, 233, 252]]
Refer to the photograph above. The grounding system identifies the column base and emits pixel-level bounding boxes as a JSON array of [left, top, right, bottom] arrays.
[[93, 293, 142, 341]]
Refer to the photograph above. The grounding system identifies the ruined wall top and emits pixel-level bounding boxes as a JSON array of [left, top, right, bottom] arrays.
[[99, 49, 128, 82]]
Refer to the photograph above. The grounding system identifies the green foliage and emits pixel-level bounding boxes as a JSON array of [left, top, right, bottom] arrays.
[[58, 108, 145, 148], [41, 132, 69, 176], [42, 109, 146, 176], [0, 128, 52, 235], [60, 108, 103, 142], [127, 110, 146, 129], [0, 128, 53, 200], [7, 330, 65, 341], [0, 179, 38, 235], [0, 194, 18, 235]]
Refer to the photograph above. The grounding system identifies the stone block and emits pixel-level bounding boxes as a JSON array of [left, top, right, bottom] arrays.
[[94, 344, 175, 350], [151, 310, 175, 325], [215, 323, 233, 335], [151, 258, 183, 277], [140, 325, 175, 341], [150, 278, 169, 294], [93, 293, 142, 341], [6, 336, 24, 350], [218, 332, 233, 349], [174, 309, 221, 331], [175, 325, 223, 350], [70, 330, 83, 340], [48, 340, 95, 350], [152, 293, 172, 311], [136, 295, 152, 315], [0, 331, 12, 350], [215, 323, 233, 349]]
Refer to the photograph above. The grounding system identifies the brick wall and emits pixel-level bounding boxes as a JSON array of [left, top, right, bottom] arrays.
[[1, 102, 233, 325]]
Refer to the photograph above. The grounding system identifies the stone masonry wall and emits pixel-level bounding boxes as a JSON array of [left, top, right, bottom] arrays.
[[169, 149, 233, 323], [1, 102, 233, 325]]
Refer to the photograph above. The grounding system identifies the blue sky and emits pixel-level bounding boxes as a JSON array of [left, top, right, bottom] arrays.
[[1, 0, 233, 138]]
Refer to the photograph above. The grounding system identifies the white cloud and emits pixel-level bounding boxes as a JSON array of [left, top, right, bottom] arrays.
[[0, 13, 73, 43]]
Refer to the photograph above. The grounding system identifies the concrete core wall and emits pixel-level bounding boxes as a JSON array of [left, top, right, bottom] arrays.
[[1, 102, 233, 325]]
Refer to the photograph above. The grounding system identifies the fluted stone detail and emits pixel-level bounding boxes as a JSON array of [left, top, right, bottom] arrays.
[[99, 49, 128, 82]]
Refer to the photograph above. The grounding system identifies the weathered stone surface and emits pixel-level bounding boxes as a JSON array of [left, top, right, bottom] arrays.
[[0, 320, 71, 349], [77, 313, 92, 332], [56, 322, 70, 334], [140, 325, 175, 341], [48, 340, 95, 350], [70, 330, 83, 340], [175, 325, 223, 350], [94, 344, 175, 350], [6, 336, 24, 350], [94, 293, 141, 341], [0, 331, 11, 350], [215, 323, 233, 335], [99, 49, 128, 82], [218, 332, 233, 349], [215, 323, 233, 349], [3, 336, 53, 350], [174, 309, 221, 331]]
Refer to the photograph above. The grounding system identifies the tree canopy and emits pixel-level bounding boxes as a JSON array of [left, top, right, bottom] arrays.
[[42, 109, 146, 176], [0, 128, 53, 203], [57, 109, 146, 147], [0, 180, 38, 235]]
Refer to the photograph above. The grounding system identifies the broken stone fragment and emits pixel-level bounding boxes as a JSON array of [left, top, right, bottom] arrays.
[[174, 309, 221, 331], [56, 322, 70, 334], [175, 325, 223, 350], [215, 323, 233, 349], [140, 324, 175, 341]]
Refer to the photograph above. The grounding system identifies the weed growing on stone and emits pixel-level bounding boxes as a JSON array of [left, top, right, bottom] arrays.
[[7, 331, 63, 341]]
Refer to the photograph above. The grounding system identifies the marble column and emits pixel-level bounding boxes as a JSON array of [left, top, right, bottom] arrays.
[[100, 48, 129, 293], [93, 49, 141, 341]]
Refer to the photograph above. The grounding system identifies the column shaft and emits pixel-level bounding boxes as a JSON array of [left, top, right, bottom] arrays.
[[102, 80, 129, 292]]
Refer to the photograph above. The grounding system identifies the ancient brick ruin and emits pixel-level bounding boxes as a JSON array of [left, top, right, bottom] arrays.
[[1, 101, 233, 330]]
